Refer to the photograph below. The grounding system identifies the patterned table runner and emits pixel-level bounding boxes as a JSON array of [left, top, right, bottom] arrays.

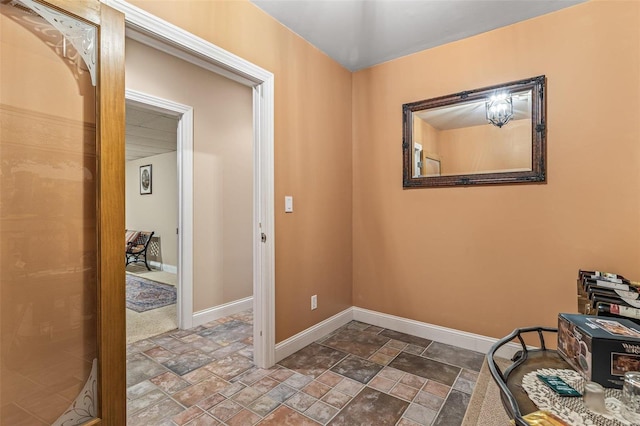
[[522, 368, 631, 426]]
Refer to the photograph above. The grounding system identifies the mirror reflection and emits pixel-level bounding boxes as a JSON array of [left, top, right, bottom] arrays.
[[403, 76, 546, 188]]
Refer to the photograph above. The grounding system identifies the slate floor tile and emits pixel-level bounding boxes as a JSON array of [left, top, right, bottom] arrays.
[[321, 389, 351, 409], [305, 400, 338, 424], [321, 329, 390, 358], [390, 383, 420, 401], [127, 399, 185, 426], [286, 391, 318, 412], [330, 355, 383, 384], [226, 409, 261, 426], [414, 390, 445, 411], [162, 350, 213, 376], [127, 389, 167, 415], [423, 380, 450, 398], [248, 394, 280, 416], [187, 414, 222, 425], [433, 389, 470, 426], [126, 310, 482, 426], [422, 342, 485, 372], [404, 403, 437, 425], [151, 371, 191, 394], [172, 405, 205, 425], [389, 353, 460, 386], [205, 354, 253, 380], [126, 352, 168, 387], [259, 405, 322, 425], [265, 383, 297, 403], [279, 343, 348, 378], [379, 330, 432, 348], [172, 376, 229, 407], [328, 387, 408, 426], [127, 380, 157, 400], [231, 386, 264, 406], [209, 399, 243, 421]]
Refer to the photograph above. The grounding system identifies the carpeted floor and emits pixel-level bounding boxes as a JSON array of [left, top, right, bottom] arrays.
[[125, 266, 178, 344], [126, 304, 177, 344], [126, 264, 177, 286], [462, 357, 511, 425]]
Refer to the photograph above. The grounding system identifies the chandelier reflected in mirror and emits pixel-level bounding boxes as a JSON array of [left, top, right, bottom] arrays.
[[486, 92, 513, 128]]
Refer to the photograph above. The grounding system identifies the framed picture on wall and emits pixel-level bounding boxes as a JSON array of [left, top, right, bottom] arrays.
[[140, 164, 152, 195]]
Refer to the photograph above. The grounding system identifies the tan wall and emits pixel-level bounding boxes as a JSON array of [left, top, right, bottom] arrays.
[[352, 1, 640, 339], [125, 39, 253, 311], [438, 119, 531, 175], [128, 0, 354, 341], [126, 152, 178, 268]]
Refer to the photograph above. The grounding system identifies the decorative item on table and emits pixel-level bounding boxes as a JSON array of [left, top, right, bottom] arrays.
[[536, 374, 581, 397], [582, 381, 606, 413], [621, 371, 640, 423], [510, 410, 569, 426], [576, 270, 627, 314], [577, 269, 640, 327], [558, 313, 640, 389]]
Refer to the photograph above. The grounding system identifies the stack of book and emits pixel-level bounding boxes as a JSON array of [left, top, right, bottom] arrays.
[[577, 270, 640, 325]]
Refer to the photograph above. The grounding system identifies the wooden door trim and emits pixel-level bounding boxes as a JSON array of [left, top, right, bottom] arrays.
[[44, 0, 127, 423], [96, 3, 126, 425]]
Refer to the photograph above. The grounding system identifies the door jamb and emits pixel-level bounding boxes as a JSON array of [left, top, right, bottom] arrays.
[[106, 0, 275, 368], [125, 90, 194, 329]]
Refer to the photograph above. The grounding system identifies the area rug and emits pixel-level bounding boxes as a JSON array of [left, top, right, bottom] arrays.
[[126, 274, 177, 313]]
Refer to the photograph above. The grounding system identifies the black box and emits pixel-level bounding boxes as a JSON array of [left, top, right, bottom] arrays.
[[558, 313, 640, 389]]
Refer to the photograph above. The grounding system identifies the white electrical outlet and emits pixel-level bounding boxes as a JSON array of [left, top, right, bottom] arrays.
[[311, 294, 317, 310]]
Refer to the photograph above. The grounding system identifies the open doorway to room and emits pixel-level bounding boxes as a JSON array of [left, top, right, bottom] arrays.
[[112, 0, 276, 372], [125, 101, 180, 343], [124, 34, 256, 353]]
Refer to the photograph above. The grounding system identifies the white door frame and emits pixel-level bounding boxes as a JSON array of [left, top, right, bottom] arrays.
[[108, 0, 275, 368], [125, 90, 194, 331]]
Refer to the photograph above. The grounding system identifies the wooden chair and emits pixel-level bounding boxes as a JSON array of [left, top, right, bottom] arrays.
[[125, 230, 154, 271]]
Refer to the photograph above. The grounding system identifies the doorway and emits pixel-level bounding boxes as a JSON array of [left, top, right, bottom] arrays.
[[124, 99, 181, 342], [124, 33, 258, 356], [111, 0, 275, 369]]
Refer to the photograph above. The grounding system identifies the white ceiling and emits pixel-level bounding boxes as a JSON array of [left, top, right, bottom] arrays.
[[250, 0, 586, 71], [125, 103, 178, 162]]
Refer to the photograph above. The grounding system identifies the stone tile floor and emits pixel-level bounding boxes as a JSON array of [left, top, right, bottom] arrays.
[[127, 310, 485, 425]]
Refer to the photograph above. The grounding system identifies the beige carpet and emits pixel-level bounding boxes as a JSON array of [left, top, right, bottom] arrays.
[[126, 304, 177, 344], [125, 266, 178, 343], [462, 357, 512, 426], [126, 264, 177, 286]]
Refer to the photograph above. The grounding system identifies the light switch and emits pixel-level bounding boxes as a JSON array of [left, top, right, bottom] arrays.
[[285, 196, 293, 213]]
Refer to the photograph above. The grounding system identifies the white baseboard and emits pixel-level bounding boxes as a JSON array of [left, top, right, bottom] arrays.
[[149, 261, 177, 274], [272, 306, 524, 364], [352, 307, 523, 359], [275, 308, 353, 363], [162, 264, 177, 274], [192, 296, 253, 327]]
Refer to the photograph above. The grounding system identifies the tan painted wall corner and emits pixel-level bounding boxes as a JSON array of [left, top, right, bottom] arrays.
[[352, 0, 640, 339]]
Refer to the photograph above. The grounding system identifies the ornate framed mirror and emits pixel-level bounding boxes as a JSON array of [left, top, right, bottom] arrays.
[[403, 75, 546, 188]]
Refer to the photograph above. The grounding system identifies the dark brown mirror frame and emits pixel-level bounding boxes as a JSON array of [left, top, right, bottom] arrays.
[[402, 75, 547, 188]]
